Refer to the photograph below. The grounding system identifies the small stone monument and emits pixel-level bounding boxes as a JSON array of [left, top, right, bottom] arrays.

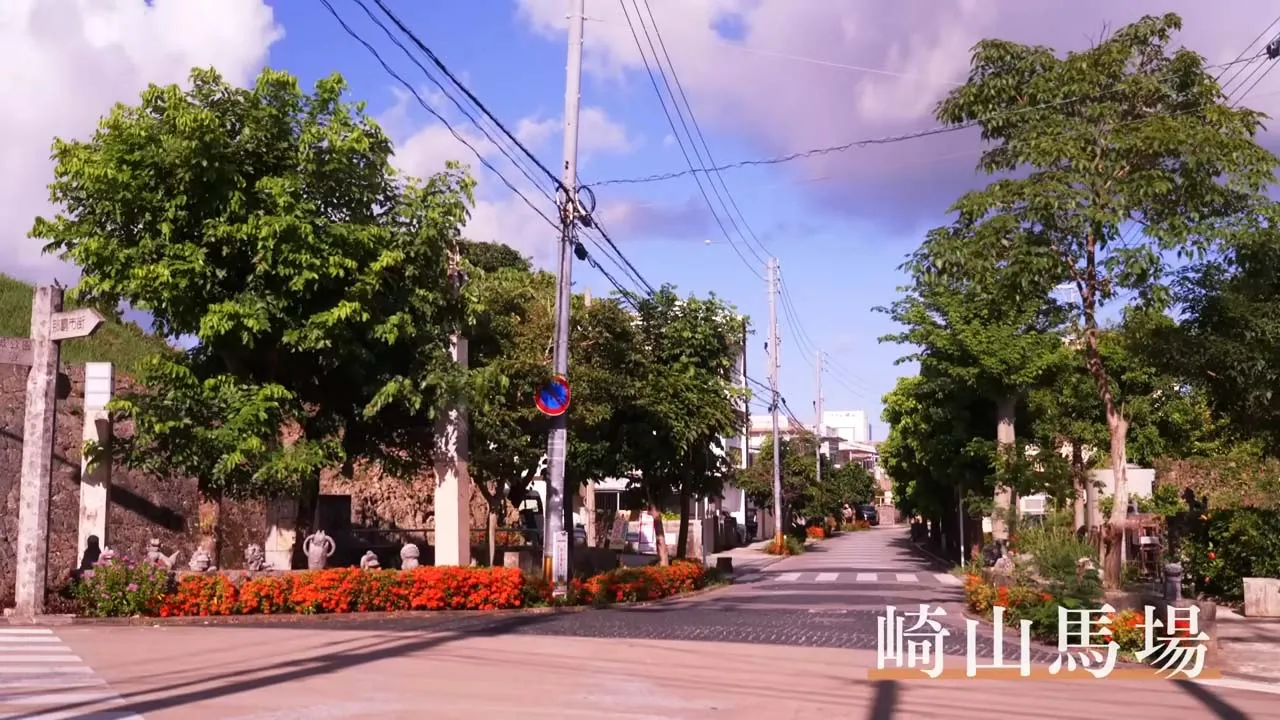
[[244, 544, 266, 571], [359, 551, 381, 570], [400, 543, 420, 570], [145, 538, 181, 569], [188, 546, 213, 572], [303, 530, 336, 570]]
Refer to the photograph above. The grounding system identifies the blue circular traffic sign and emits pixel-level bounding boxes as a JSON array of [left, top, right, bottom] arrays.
[[535, 375, 572, 417]]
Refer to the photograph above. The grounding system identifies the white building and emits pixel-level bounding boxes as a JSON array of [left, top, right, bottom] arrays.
[[822, 410, 871, 444]]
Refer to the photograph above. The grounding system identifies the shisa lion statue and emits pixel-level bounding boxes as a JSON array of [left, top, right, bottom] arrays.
[[145, 538, 181, 569], [359, 550, 381, 570], [244, 543, 267, 571], [400, 543, 420, 570], [303, 530, 336, 570], [187, 546, 215, 572]]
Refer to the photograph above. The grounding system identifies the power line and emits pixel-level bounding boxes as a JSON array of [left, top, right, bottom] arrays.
[[587, 54, 1264, 188], [631, 0, 773, 264], [617, 0, 765, 279], [321, 0, 559, 231]]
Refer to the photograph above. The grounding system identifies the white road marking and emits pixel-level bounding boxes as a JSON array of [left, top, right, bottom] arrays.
[[855, 573, 877, 582], [1195, 677, 1280, 696], [0, 647, 72, 654], [935, 573, 963, 586], [0, 656, 83, 664], [815, 573, 839, 582], [0, 712, 143, 720], [0, 691, 120, 705], [896, 573, 919, 583], [0, 666, 93, 675], [0, 630, 53, 636], [774, 572, 801, 582], [0, 636, 59, 644]]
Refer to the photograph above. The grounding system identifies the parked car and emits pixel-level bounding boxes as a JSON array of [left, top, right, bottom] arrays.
[[856, 504, 879, 526]]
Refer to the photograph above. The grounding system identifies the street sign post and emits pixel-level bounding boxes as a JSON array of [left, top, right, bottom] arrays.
[[4, 290, 106, 617], [535, 375, 572, 417]]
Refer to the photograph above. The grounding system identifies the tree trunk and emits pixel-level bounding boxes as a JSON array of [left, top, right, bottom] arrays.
[[992, 395, 1016, 543], [1102, 407, 1130, 586], [291, 472, 320, 570], [486, 501, 499, 567], [1071, 441, 1086, 531], [649, 505, 669, 565], [675, 481, 692, 560], [197, 490, 222, 566]]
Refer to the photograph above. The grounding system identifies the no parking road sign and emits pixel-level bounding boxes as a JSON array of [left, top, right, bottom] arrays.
[[535, 375, 571, 417]]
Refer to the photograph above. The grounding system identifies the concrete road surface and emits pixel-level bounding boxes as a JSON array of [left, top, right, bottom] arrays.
[[4, 528, 1279, 718]]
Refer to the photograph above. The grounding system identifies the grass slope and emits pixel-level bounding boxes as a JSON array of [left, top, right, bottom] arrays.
[[0, 274, 171, 376]]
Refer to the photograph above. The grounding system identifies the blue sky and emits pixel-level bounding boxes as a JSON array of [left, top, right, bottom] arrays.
[[269, 0, 925, 436]]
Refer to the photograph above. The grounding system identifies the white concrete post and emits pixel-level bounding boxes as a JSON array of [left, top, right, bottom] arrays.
[[15, 287, 62, 618], [433, 335, 471, 566], [78, 362, 114, 562]]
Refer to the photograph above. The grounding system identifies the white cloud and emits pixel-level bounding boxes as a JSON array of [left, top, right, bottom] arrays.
[[517, 0, 1280, 227], [392, 120, 560, 266], [1, 0, 281, 282], [514, 105, 637, 155]]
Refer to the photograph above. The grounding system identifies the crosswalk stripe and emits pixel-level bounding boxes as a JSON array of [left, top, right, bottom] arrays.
[[895, 573, 918, 583], [0, 707, 145, 712], [0, 656, 83, 664], [815, 573, 839, 582], [935, 573, 963, 586], [0, 677, 106, 688], [775, 572, 801, 582], [0, 647, 72, 654], [0, 637, 59, 643], [855, 573, 877, 582], [0, 667, 93, 675], [0, 629, 53, 636], [0, 691, 120, 705]]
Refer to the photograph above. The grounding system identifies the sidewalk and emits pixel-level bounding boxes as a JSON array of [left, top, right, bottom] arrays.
[[1215, 608, 1280, 684], [706, 538, 784, 579]]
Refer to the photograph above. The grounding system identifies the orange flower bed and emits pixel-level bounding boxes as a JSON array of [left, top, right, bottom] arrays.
[[158, 566, 526, 617], [806, 526, 826, 540], [570, 560, 715, 605]]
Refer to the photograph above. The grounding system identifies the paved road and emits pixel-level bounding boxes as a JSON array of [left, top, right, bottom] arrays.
[[6, 527, 1280, 717], [18, 625, 1280, 719], [0, 626, 139, 719]]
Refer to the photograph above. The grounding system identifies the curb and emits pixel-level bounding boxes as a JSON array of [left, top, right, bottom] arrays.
[[13, 579, 736, 628]]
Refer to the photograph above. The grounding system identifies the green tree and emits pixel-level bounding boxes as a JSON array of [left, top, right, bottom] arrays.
[[33, 68, 471, 558], [930, 14, 1278, 582], [881, 227, 1065, 540], [619, 286, 745, 564]]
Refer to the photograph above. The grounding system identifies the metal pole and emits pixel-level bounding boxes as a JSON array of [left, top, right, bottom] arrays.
[[543, 0, 585, 597], [815, 350, 823, 485], [768, 259, 784, 545]]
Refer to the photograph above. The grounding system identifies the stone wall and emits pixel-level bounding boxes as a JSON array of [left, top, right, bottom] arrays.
[[0, 364, 268, 604]]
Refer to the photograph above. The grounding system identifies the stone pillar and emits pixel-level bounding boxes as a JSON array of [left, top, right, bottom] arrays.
[[15, 287, 63, 618], [264, 497, 297, 570], [78, 362, 114, 562], [433, 335, 471, 566]]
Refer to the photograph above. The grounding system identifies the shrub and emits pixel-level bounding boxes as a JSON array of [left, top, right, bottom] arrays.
[[157, 566, 525, 617], [1181, 508, 1280, 600], [73, 556, 171, 618], [763, 536, 806, 555], [806, 526, 826, 540], [840, 520, 871, 532], [573, 560, 716, 605]]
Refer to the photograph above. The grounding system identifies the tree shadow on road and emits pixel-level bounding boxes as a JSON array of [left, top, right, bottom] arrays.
[[1173, 679, 1250, 720]]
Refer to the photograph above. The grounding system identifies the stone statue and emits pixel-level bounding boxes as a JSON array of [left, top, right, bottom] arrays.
[[188, 546, 212, 572], [400, 543, 420, 570], [244, 544, 267, 571], [359, 550, 381, 570], [303, 530, 336, 570], [145, 538, 181, 569], [79, 535, 102, 571]]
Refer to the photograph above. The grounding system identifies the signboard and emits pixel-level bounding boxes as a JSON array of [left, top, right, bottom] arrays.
[[609, 510, 629, 548], [551, 530, 569, 598], [535, 375, 572, 417], [49, 308, 105, 341], [0, 337, 32, 366]]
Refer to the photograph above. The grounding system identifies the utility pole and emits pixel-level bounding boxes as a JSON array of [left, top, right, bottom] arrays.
[[814, 350, 823, 485], [544, 0, 585, 597], [767, 259, 783, 546]]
